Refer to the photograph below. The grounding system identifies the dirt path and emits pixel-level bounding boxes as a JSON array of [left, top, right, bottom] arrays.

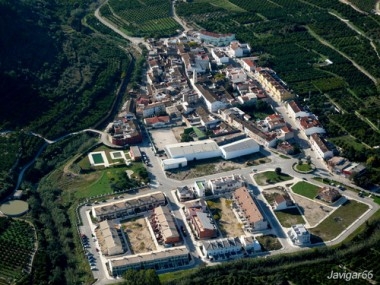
[[306, 26, 378, 84], [339, 0, 368, 15]]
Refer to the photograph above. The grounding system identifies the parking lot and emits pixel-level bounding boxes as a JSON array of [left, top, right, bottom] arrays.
[[150, 128, 179, 151]]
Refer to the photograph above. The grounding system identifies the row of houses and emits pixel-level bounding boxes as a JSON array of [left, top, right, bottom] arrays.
[[92, 192, 166, 221]]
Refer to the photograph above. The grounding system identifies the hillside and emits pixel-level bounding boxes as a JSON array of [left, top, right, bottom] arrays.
[[0, 0, 130, 137]]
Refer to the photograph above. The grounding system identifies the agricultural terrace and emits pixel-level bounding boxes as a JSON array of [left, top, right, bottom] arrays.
[[175, 0, 380, 150], [207, 198, 244, 237], [100, 0, 181, 38], [291, 181, 320, 199], [309, 199, 369, 242], [0, 218, 36, 284]]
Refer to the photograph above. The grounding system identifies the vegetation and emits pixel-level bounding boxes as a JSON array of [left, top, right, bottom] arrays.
[[255, 234, 282, 251], [291, 181, 320, 199], [101, 0, 181, 38], [310, 200, 369, 241], [275, 208, 305, 228], [254, 171, 293, 186], [0, 218, 36, 284], [121, 269, 160, 285], [176, 0, 380, 185]]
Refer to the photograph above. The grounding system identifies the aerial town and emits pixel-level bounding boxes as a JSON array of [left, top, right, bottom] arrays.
[[73, 29, 378, 281]]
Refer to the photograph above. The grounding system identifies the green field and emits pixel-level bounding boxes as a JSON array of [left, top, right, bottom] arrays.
[[295, 163, 313, 172], [101, 0, 181, 37], [291, 181, 320, 199], [256, 234, 282, 251], [254, 171, 293, 186], [310, 199, 369, 241], [275, 208, 305, 228]]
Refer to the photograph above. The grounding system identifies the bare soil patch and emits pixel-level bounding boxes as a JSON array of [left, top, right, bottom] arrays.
[[121, 217, 156, 254], [208, 197, 244, 237], [292, 194, 333, 227]]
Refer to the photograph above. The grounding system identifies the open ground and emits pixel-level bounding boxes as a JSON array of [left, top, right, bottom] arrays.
[[121, 217, 156, 254], [207, 197, 244, 238]]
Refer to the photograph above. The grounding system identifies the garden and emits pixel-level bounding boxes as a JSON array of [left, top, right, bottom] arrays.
[[253, 170, 293, 186], [0, 218, 36, 285], [291, 181, 320, 199]]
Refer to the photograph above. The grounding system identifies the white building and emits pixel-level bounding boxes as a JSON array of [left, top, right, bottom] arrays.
[[202, 237, 243, 260], [164, 140, 221, 161], [287, 100, 310, 119], [310, 133, 333, 160], [219, 138, 260, 160], [239, 235, 262, 253], [288, 224, 310, 245], [193, 84, 229, 113], [211, 48, 230, 65], [194, 180, 207, 197], [142, 102, 166, 118], [241, 58, 256, 72], [176, 185, 195, 202], [161, 157, 188, 170], [226, 68, 247, 84], [208, 174, 245, 195], [227, 41, 251, 57], [197, 31, 235, 46]]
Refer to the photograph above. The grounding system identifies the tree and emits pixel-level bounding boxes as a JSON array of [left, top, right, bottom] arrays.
[[122, 269, 160, 285], [275, 167, 282, 175]]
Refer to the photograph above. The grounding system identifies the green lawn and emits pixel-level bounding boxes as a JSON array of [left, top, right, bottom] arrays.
[[295, 163, 313, 172], [254, 171, 293, 186], [275, 208, 305, 228], [372, 195, 380, 205], [310, 200, 369, 242], [291, 181, 320, 199]]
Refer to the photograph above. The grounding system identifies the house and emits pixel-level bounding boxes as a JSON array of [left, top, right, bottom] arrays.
[[193, 83, 229, 112], [226, 67, 247, 84], [299, 116, 325, 136], [211, 48, 230, 65], [197, 30, 236, 46], [265, 114, 286, 130], [240, 235, 261, 253], [191, 211, 218, 239], [277, 141, 296, 155], [111, 119, 142, 146], [317, 186, 342, 203], [142, 102, 166, 118], [273, 193, 295, 210], [194, 180, 207, 197], [241, 58, 256, 72], [109, 246, 190, 276], [227, 41, 251, 57], [150, 206, 181, 245], [208, 174, 245, 195], [276, 126, 294, 141], [243, 121, 278, 147], [129, 146, 141, 161], [144, 116, 171, 128], [176, 185, 195, 202], [286, 100, 310, 118], [233, 187, 268, 231], [309, 133, 333, 160], [202, 237, 243, 260], [256, 69, 294, 102], [288, 224, 310, 245], [98, 220, 125, 256], [327, 156, 351, 174], [92, 192, 166, 221]]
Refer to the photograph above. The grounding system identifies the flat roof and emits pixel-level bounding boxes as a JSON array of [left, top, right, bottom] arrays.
[[220, 138, 259, 153], [165, 140, 220, 158]]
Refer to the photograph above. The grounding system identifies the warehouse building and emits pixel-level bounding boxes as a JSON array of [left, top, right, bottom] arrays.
[[219, 138, 260, 159]]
